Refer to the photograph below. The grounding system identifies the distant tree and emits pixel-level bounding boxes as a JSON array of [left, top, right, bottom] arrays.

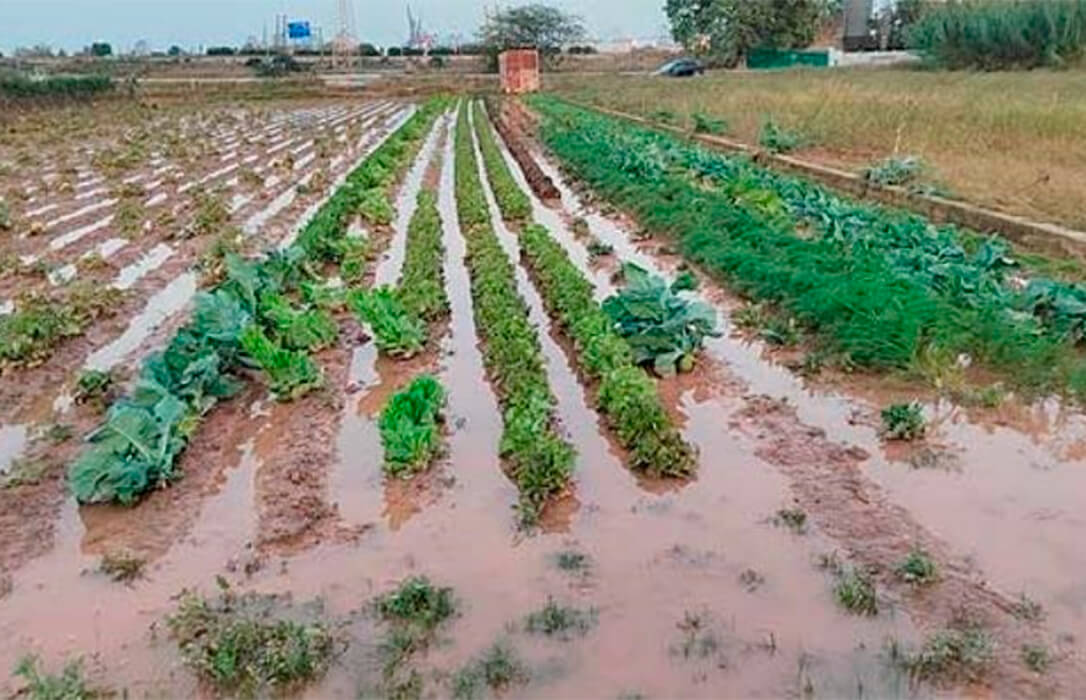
[[90, 42, 113, 57], [206, 46, 237, 56], [359, 42, 380, 56], [167, 45, 183, 57], [478, 3, 585, 70], [566, 44, 598, 54], [664, 0, 822, 65], [387, 46, 403, 57]]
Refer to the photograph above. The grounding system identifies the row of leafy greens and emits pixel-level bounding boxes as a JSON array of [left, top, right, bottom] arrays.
[[456, 100, 575, 527], [68, 98, 449, 506], [470, 101, 696, 478], [528, 96, 1086, 400]]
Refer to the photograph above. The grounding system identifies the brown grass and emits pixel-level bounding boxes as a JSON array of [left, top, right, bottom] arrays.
[[545, 68, 1086, 231]]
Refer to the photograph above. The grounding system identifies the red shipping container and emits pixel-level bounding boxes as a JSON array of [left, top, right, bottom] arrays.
[[499, 49, 540, 95]]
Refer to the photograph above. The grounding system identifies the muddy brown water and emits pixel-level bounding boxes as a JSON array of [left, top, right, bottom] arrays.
[[0, 101, 1083, 698]]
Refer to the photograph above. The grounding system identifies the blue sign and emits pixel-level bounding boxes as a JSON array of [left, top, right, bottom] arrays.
[[287, 21, 311, 39]]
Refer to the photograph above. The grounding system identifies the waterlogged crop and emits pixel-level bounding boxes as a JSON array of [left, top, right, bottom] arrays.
[[350, 286, 426, 358], [398, 189, 449, 323], [603, 263, 720, 376], [471, 105, 694, 477], [67, 99, 449, 507], [455, 102, 574, 525], [380, 375, 446, 477], [529, 97, 1086, 400], [240, 323, 323, 401], [472, 101, 531, 222], [0, 284, 124, 369]]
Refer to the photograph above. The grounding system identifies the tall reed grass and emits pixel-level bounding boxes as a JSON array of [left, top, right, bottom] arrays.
[[909, 0, 1086, 69]]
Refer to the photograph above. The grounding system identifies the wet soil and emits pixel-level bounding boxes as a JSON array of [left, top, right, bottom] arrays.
[[0, 100, 1083, 699]]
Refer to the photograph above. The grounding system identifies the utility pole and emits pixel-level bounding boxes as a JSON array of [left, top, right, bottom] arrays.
[[332, 0, 358, 69]]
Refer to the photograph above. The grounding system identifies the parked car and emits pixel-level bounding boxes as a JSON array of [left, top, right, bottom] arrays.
[[653, 58, 706, 77]]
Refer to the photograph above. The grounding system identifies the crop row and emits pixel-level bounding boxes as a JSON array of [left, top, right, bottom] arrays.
[[471, 102, 531, 223], [351, 184, 451, 359], [454, 101, 574, 526], [68, 98, 447, 506], [528, 97, 1086, 399], [472, 104, 695, 477]]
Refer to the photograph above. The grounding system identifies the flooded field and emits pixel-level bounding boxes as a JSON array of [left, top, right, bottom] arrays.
[[0, 93, 1082, 700]]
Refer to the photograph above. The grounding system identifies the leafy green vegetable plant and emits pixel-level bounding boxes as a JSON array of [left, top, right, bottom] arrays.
[[350, 286, 426, 358], [66, 99, 450, 507], [603, 263, 720, 376], [380, 375, 446, 477]]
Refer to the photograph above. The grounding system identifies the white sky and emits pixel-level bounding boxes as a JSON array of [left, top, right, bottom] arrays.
[[1, 0, 672, 54]]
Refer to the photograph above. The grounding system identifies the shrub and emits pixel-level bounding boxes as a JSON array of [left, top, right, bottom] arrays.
[[909, 0, 1086, 69]]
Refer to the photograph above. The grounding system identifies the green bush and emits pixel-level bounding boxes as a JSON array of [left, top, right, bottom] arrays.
[[909, 0, 1086, 69]]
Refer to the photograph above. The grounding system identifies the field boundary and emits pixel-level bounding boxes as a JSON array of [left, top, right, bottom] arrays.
[[560, 97, 1086, 259]]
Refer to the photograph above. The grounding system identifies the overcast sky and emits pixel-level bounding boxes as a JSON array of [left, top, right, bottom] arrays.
[[1, 0, 671, 54]]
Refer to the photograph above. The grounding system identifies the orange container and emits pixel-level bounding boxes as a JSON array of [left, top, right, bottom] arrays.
[[499, 49, 540, 94]]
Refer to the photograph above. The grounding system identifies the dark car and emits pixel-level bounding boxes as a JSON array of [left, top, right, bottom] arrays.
[[653, 58, 705, 77]]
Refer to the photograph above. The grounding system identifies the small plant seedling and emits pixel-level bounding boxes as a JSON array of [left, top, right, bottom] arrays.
[[881, 403, 927, 441], [761, 315, 800, 346], [74, 369, 113, 408], [375, 576, 456, 634], [651, 109, 677, 124], [692, 112, 728, 135], [570, 218, 590, 238], [552, 549, 591, 574], [772, 507, 808, 533], [99, 550, 146, 582], [899, 624, 994, 682], [1021, 643, 1050, 673], [2, 457, 51, 489], [1012, 593, 1044, 622], [895, 548, 938, 586], [738, 568, 766, 592], [833, 566, 878, 616], [451, 641, 529, 699], [759, 119, 804, 154], [671, 610, 720, 660], [39, 423, 74, 445], [862, 156, 927, 188], [586, 239, 614, 259], [524, 598, 596, 639], [13, 654, 96, 700]]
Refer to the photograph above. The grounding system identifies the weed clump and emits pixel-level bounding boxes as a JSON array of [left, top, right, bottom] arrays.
[[881, 403, 927, 441], [553, 549, 591, 573], [772, 507, 808, 533], [451, 642, 529, 699], [524, 598, 596, 639], [12, 654, 96, 700], [833, 566, 878, 616], [74, 369, 114, 410], [896, 623, 994, 682], [671, 610, 720, 660], [759, 118, 804, 154], [895, 548, 938, 586], [1021, 643, 1050, 673], [1012, 593, 1044, 622], [692, 112, 728, 135], [863, 156, 928, 188], [99, 550, 146, 582], [166, 585, 336, 696], [375, 576, 457, 634]]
